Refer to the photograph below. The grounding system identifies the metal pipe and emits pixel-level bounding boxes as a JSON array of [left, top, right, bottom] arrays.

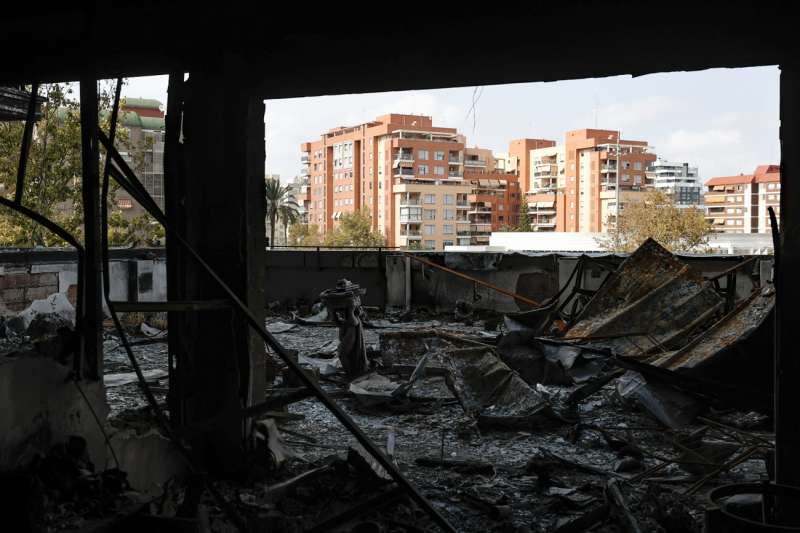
[[401, 251, 541, 307], [15, 83, 39, 204]]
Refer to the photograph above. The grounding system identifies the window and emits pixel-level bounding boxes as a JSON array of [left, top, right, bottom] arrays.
[[498, 204, 504, 211], [634, 175, 641, 184], [443, 240, 454, 247], [423, 194, 436, 204], [418, 149, 428, 160], [443, 209, 455, 220], [424, 225, 435, 236], [424, 240, 436, 249], [443, 194, 454, 205], [423, 209, 436, 220], [434, 166, 445, 176], [434, 151, 445, 161], [418, 164, 428, 175], [634, 161, 642, 170], [443, 224, 454, 234], [117, 198, 133, 209]]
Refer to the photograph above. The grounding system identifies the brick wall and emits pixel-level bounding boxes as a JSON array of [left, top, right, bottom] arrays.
[[0, 271, 59, 312]]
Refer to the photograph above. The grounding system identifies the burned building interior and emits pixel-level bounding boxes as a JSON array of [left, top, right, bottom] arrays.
[[1, 2, 799, 531]]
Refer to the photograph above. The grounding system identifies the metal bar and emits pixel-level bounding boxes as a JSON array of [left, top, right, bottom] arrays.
[[109, 300, 232, 312], [14, 83, 39, 204], [402, 252, 540, 307], [97, 131, 457, 533], [79, 76, 103, 380], [705, 256, 758, 282]]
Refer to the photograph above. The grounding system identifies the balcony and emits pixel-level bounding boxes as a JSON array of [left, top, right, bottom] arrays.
[[449, 155, 462, 164], [393, 151, 415, 167], [601, 165, 617, 173], [300, 167, 310, 176], [301, 154, 310, 163], [447, 171, 463, 179], [400, 230, 422, 238], [468, 206, 492, 214], [463, 158, 487, 167], [399, 197, 421, 206], [394, 169, 415, 178]]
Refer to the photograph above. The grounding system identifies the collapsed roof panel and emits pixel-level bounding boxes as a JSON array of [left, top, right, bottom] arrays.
[[566, 238, 725, 356]]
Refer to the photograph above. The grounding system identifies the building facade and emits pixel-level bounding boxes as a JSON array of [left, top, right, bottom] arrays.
[[704, 164, 781, 233], [299, 114, 521, 250], [646, 157, 702, 207], [116, 97, 165, 219], [524, 129, 656, 232]]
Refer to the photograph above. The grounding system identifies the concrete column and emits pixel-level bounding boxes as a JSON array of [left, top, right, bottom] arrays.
[[167, 55, 267, 473], [776, 64, 800, 487]]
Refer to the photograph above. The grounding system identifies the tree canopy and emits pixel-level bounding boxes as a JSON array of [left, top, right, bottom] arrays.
[[323, 209, 385, 247], [0, 82, 161, 247], [598, 190, 712, 253]]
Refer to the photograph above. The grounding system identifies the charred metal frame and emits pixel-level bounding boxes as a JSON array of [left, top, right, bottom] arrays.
[[96, 103, 457, 532]]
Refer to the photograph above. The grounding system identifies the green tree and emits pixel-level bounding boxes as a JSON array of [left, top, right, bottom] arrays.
[[0, 82, 139, 246], [323, 209, 385, 247], [598, 190, 712, 253], [265, 177, 298, 247], [288, 223, 321, 246], [517, 200, 532, 232]]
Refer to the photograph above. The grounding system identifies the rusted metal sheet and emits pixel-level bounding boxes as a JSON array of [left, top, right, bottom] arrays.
[[650, 285, 775, 394], [565, 239, 725, 357]]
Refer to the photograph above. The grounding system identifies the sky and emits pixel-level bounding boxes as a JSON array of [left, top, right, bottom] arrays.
[[122, 65, 780, 183]]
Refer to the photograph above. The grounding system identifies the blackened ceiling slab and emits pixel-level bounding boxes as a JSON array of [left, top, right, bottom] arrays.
[[0, 1, 790, 96]]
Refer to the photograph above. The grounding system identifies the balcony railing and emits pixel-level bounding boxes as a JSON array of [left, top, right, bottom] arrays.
[[448, 172, 463, 178], [401, 230, 422, 237], [394, 169, 415, 178], [399, 196, 421, 206], [400, 216, 422, 223], [463, 158, 487, 166], [300, 167, 310, 176], [301, 155, 310, 163]]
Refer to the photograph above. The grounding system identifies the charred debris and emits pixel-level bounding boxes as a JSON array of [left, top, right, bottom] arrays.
[[1, 238, 779, 532]]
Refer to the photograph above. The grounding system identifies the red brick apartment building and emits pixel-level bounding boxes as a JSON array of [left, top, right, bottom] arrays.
[[705, 164, 781, 233], [299, 114, 523, 250], [526, 129, 657, 232]]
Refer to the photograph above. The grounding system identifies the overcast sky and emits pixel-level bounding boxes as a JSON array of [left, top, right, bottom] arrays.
[[123, 65, 779, 183]]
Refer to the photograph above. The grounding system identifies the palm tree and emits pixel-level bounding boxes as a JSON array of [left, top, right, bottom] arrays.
[[279, 202, 299, 245], [265, 177, 299, 247]]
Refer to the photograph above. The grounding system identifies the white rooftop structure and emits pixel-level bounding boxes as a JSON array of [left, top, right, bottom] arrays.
[[444, 231, 773, 255]]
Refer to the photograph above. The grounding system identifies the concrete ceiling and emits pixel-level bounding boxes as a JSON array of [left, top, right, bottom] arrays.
[[0, 2, 791, 96]]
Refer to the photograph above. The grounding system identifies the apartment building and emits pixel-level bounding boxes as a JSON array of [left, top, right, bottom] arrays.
[[646, 157, 702, 207], [523, 129, 656, 232], [704, 164, 781, 233], [116, 97, 165, 219], [299, 114, 526, 250]]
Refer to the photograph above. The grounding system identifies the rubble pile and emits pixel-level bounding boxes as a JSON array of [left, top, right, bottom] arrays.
[[0, 436, 138, 532], [258, 241, 775, 531], [2, 239, 776, 531]]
